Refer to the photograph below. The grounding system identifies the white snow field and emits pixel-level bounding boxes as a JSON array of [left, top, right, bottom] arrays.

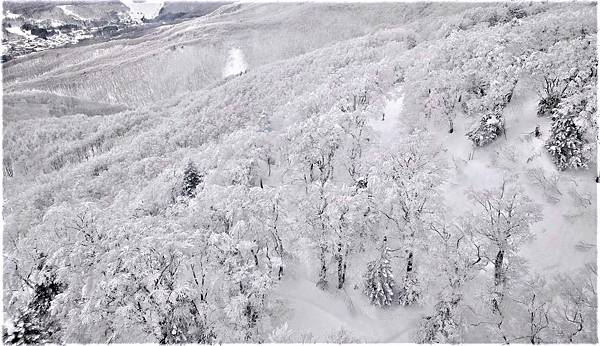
[[2, 2, 597, 344], [57, 5, 88, 21], [222, 48, 249, 78], [120, 0, 164, 22], [4, 26, 35, 39]]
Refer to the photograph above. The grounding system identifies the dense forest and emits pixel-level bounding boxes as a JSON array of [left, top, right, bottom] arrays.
[[3, 2, 597, 343]]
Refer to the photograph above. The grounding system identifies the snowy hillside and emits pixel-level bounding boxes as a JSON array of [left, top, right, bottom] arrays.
[[2, 2, 597, 344], [1, 1, 132, 61], [0, 1, 228, 63], [2, 2, 474, 113]]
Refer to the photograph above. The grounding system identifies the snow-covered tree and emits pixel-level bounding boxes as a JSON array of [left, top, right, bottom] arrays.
[[285, 113, 345, 289], [506, 278, 553, 344], [268, 323, 295, 343], [397, 268, 421, 307], [550, 266, 597, 343], [466, 110, 505, 146], [363, 238, 395, 307], [523, 35, 597, 170], [545, 88, 595, 171], [326, 326, 363, 343], [369, 131, 446, 306], [526, 35, 597, 118], [465, 180, 542, 313], [416, 299, 461, 343], [3, 258, 65, 345], [284, 113, 344, 187], [182, 160, 202, 197], [300, 183, 364, 290], [416, 222, 483, 343], [338, 108, 374, 184], [545, 111, 591, 171]]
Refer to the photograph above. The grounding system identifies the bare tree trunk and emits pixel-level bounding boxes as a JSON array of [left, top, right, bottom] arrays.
[[251, 249, 259, 266], [336, 242, 347, 289], [492, 249, 505, 313], [317, 243, 328, 289], [270, 206, 285, 280], [494, 249, 504, 286]]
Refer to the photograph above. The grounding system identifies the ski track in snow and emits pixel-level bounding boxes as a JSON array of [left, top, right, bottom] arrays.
[[370, 86, 404, 144]]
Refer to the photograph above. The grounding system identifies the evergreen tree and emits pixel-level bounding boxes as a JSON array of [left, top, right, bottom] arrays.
[[545, 101, 591, 171], [466, 110, 505, 146], [4, 269, 66, 345], [182, 161, 202, 198], [537, 95, 561, 118], [416, 298, 460, 343], [398, 270, 421, 307], [363, 241, 395, 307]]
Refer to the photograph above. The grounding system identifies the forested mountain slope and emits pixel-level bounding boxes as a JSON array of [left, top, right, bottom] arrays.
[[3, 2, 477, 112], [3, 2, 597, 343]]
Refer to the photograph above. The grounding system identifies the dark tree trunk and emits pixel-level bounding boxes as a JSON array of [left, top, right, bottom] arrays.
[[200, 271, 206, 301], [317, 243, 328, 289], [270, 210, 285, 281], [492, 249, 505, 313], [251, 249, 259, 266], [494, 249, 504, 286], [336, 242, 346, 289], [406, 251, 414, 273]]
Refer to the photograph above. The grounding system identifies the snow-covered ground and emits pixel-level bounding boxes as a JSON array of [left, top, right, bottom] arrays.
[[434, 79, 596, 274], [4, 26, 35, 39], [3, 10, 21, 20], [120, 0, 164, 22], [222, 48, 249, 78], [273, 260, 423, 342], [370, 86, 404, 142], [57, 5, 88, 21]]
